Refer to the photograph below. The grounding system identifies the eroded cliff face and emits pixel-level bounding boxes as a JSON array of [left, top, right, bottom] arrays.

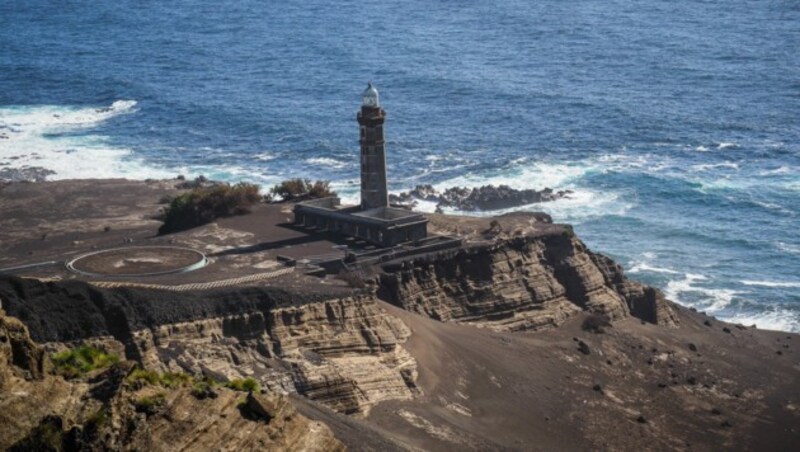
[[133, 296, 418, 415], [0, 308, 344, 451], [0, 230, 677, 422], [378, 232, 678, 331], [0, 278, 419, 417]]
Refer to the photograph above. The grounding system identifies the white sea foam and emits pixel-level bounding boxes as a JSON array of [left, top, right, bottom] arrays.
[[717, 142, 737, 149], [695, 145, 709, 152], [402, 159, 634, 223], [663, 273, 799, 332], [0, 100, 173, 180], [774, 241, 800, 255], [752, 200, 793, 215], [407, 199, 440, 214], [724, 308, 800, 333], [741, 280, 800, 288], [253, 152, 276, 161], [664, 273, 741, 311], [305, 157, 349, 169], [432, 161, 595, 192], [690, 162, 739, 172], [424, 154, 444, 162], [628, 261, 681, 275], [758, 166, 793, 176]]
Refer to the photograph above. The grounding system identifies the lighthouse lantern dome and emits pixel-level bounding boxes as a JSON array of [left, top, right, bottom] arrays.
[[362, 82, 379, 108]]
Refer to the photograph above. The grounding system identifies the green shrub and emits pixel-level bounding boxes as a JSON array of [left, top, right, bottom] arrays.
[[159, 371, 193, 388], [308, 180, 335, 199], [52, 346, 119, 379], [134, 394, 166, 416], [126, 368, 161, 386], [226, 378, 260, 393], [270, 178, 336, 201], [191, 377, 219, 399], [159, 182, 261, 234]]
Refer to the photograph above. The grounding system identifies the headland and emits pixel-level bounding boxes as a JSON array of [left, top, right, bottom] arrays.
[[0, 177, 797, 451]]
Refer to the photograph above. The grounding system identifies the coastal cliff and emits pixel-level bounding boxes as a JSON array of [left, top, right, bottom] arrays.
[[0, 307, 344, 451], [379, 232, 678, 331], [0, 180, 797, 450], [0, 279, 418, 417], [1, 234, 798, 449], [0, 227, 681, 423]]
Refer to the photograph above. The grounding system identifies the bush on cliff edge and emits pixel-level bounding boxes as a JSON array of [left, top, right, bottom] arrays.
[[158, 182, 261, 234], [270, 178, 336, 201]]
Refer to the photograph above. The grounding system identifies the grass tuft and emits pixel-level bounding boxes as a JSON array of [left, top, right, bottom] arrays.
[[225, 377, 260, 393], [51, 346, 119, 379]]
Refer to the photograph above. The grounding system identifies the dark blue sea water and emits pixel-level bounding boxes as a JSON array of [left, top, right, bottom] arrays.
[[1, 0, 798, 330]]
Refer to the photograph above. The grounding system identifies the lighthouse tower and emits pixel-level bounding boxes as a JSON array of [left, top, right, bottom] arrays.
[[357, 82, 389, 210]]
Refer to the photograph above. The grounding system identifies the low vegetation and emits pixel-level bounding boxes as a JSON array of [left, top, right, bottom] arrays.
[[126, 367, 258, 398], [190, 377, 220, 399], [225, 377, 261, 393], [126, 368, 194, 388], [133, 394, 166, 416], [158, 182, 261, 234], [269, 178, 336, 201], [52, 346, 119, 379]]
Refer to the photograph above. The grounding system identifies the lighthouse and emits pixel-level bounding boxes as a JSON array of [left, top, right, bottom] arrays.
[[357, 82, 389, 210], [293, 83, 430, 247]]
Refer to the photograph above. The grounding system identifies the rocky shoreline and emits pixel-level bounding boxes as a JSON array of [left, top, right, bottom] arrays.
[[390, 184, 573, 212], [0, 166, 56, 183], [0, 178, 797, 451]]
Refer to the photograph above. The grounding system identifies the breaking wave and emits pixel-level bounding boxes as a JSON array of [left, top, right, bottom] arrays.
[[305, 157, 350, 169], [664, 273, 743, 312], [0, 101, 172, 180], [741, 280, 800, 288]]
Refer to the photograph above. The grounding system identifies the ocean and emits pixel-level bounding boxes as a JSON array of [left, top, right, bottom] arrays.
[[1, 0, 798, 331]]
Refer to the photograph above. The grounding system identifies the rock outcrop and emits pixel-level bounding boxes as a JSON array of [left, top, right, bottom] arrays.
[[0, 166, 56, 182], [0, 306, 344, 451], [378, 231, 678, 331], [390, 184, 572, 211], [0, 278, 419, 416]]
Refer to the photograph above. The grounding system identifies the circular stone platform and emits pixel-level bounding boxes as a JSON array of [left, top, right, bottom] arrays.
[[66, 246, 207, 277]]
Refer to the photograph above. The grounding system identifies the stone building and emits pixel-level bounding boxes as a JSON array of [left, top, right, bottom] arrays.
[[293, 84, 428, 247]]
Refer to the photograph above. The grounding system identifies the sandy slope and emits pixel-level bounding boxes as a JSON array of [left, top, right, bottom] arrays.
[[336, 303, 800, 451]]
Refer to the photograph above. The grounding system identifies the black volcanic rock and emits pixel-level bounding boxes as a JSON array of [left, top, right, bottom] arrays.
[[0, 167, 56, 183], [389, 184, 572, 212]]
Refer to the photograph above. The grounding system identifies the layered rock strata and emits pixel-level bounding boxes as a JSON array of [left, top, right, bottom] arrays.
[[0, 307, 344, 451], [0, 278, 418, 416], [378, 232, 678, 331]]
